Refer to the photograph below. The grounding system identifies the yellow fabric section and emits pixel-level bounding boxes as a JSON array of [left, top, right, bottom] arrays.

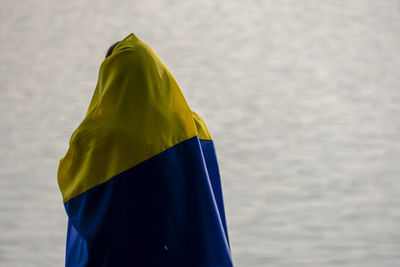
[[192, 111, 212, 140], [58, 33, 212, 203]]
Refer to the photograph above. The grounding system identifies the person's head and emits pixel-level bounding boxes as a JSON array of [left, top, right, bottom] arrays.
[[105, 41, 120, 59]]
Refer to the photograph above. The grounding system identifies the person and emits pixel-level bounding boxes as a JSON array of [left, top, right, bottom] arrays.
[[57, 33, 233, 267], [105, 41, 119, 58]]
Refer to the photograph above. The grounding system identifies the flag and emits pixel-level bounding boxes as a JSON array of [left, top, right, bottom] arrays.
[[58, 33, 233, 267]]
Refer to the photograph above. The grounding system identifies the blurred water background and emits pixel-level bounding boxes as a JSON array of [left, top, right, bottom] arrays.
[[1, 0, 400, 266]]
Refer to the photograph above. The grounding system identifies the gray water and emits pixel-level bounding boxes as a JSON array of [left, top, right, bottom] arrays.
[[1, 0, 400, 266]]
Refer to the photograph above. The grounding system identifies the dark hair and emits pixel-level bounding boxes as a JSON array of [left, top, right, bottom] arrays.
[[105, 41, 120, 59]]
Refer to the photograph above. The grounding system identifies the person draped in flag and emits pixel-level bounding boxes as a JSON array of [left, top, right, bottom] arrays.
[[57, 33, 233, 267]]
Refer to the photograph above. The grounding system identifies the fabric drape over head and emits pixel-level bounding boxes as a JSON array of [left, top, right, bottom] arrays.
[[57, 33, 233, 267]]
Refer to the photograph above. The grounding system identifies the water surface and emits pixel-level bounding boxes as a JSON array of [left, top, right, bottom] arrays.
[[1, 1, 400, 266]]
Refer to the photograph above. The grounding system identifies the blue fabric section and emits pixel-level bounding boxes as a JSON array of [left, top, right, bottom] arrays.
[[64, 136, 233, 267], [199, 139, 230, 247], [66, 220, 88, 266]]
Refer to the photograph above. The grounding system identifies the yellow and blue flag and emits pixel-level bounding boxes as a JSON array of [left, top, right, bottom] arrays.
[[58, 33, 233, 266]]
